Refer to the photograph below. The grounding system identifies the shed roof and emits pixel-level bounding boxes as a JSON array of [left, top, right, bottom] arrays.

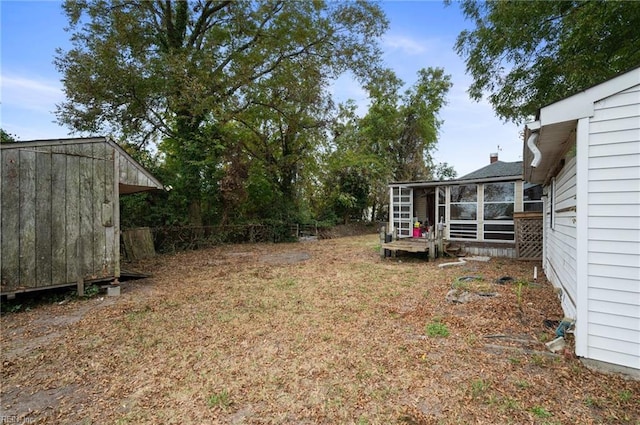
[[0, 136, 163, 194]]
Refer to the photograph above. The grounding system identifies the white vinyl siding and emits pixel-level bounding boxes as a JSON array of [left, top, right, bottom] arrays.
[[544, 155, 578, 319], [584, 84, 640, 369]]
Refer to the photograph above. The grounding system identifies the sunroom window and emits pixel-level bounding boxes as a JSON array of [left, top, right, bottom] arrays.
[[483, 182, 514, 241], [449, 184, 477, 239], [523, 183, 543, 212]]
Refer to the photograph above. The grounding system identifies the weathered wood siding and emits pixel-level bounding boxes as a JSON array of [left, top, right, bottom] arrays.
[[1, 140, 116, 292], [585, 84, 640, 370], [543, 154, 578, 319]]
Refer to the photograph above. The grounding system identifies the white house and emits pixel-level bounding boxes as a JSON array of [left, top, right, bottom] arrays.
[[523, 67, 640, 375], [388, 155, 544, 259]]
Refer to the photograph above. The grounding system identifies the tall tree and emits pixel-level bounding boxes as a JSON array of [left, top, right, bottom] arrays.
[[392, 67, 452, 181], [55, 0, 388, 224], [226, 56, 331, 221], [322, 68, 451, 222], [453, 0, 640, 123]]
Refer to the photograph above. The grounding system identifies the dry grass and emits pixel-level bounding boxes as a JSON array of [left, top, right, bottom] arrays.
[[1, 234, 638, 424]]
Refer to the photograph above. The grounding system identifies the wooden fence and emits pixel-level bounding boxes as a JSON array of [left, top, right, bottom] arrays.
[[143, 223, 326, 254]]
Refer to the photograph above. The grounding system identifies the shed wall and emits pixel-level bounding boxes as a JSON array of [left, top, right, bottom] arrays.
[[585, 84, 640, 369], [1, 141, 118, 292]]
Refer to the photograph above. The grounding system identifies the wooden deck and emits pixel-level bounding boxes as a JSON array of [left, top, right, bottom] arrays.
[[382, 238, 430, 253]]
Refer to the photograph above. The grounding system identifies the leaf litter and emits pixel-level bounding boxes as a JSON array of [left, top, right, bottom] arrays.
[[1, 234, 638, 424]]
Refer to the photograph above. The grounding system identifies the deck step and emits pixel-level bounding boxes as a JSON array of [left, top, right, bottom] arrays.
[[443, 243, 464, 257]]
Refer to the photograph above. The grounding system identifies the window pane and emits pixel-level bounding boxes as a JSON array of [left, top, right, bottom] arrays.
[[524, 202, 543, 212], [438, 187, 446, 204], [484, 182, 514, 202], [451, 204, 477, 220], [484, 232, 515, 241], [484, 223, 514, 232], [484, 203, 514, 220], [524, 183, 543, 201], [450, 223, 477, 239], [450, 185, 477, 202]]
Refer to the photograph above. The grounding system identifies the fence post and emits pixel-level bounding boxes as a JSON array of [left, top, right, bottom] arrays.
[[428, 229, 436, 260]]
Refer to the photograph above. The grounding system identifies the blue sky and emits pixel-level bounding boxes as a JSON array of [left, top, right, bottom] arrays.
[[1, 1, 523, 176]]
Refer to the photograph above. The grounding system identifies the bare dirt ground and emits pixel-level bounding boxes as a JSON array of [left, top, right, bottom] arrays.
[[1, 234, 638, 424]]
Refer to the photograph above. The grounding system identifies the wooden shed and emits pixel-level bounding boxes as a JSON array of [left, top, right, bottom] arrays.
[[1, 137, 163, 296]]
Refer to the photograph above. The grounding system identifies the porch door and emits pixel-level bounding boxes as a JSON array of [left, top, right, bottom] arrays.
[[392, 186, 413, 238], [436, 186, 446, 225]]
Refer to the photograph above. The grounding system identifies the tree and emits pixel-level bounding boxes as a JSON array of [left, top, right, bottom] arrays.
[[453, 0, 640, 123], [318, 68, 451, 223], [434, 162, 457, 181], [391, 67, 452, 182], [224, 55, 332, 222], [55, 0, 388, 225], [1, 129, 17, 143]]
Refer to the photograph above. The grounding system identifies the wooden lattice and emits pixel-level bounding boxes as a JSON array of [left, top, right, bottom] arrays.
[[514, 212, 543, 260]]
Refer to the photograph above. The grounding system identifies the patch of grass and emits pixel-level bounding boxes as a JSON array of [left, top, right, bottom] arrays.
[[275, 277, 297, 289], [530, 354, 546, 367], [82, 284, 101, 298], [514, 379, 530, 389], [471, 379, 490, 398], [425, 319, 449, 338], [500, 397, 520, 411], [538, 332, 551, 343], [207, 389, 231, 409], [2, 302, 24, 313], [465, 333, 478, 346], [126, 305, 153, 321], [530, 406, 552, 418], [452, 280, 470, 291], [514, 280, 526, 308], [1, 283, 101, 314], [584, 396, 601, 408], [508, 357, 521, 365], [618, 389, 632, 402]]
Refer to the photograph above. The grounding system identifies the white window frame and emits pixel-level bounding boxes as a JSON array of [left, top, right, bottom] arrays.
[[482, 182, 515, 242], [449, 184, 478, 240]]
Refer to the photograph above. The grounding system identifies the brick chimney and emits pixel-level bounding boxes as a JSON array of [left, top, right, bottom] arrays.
[[490, 152, 498, 164]]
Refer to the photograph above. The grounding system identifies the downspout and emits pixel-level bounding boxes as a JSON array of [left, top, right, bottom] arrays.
[[527, 132, 542, 168]]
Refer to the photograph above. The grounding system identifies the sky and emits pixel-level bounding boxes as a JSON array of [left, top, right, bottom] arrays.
[[0, 1, 525, 177]]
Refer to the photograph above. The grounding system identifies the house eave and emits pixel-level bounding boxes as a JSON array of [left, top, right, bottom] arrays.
[[523, 67, 640, 185], [390, 175, 522, 189]]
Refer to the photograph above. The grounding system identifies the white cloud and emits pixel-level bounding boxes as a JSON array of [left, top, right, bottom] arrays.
[[1, 73, 64, 113], [382, 34, 431, 56], [1, 72, 71, 140]]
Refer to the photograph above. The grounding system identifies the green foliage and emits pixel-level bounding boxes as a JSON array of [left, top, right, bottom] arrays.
[[453, 0, 640, 122], [0, 128, 17, 143], [56, 0, 388, 227], [318, 68, 452, 223], [425, 319, 450, 338], [530, 406, 552, 419], [471, 379, 490, 398], [618, 390, 632, 403], [434, 162, 457, 181], [207, 389, 231, 409]]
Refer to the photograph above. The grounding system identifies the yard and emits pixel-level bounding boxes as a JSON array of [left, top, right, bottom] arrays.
[[1, 234, 638, 424]]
